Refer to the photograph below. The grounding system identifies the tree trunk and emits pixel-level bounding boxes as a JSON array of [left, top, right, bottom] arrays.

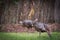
[[54, 0, 60, 23]]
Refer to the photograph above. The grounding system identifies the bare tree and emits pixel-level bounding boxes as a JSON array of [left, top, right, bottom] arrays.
[[54, 0, 60, 23]]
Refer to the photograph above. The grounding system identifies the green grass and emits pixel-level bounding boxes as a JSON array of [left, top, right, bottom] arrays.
[[0, 32, 60, 40]]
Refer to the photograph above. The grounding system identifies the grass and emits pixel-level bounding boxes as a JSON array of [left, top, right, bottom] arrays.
[[0, 32, 60, 40]]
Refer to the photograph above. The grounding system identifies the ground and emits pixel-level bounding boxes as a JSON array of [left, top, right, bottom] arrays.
[[0, 32, 60, 40]]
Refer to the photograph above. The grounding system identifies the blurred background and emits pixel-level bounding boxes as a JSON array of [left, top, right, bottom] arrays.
[[0, 0, 60, 32]]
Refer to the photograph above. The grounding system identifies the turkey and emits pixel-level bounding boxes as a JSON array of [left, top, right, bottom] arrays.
[[19, 20, 33, 28], [19, 19, 38, 28], [33, 22, 52, 37]]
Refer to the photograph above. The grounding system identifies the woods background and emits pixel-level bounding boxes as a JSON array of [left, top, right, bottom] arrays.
[[0, 0, 60, 32]]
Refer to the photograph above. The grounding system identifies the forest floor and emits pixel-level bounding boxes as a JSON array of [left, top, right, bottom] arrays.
[[0, 32, 60, 40], [1, 23, 60, 32]]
